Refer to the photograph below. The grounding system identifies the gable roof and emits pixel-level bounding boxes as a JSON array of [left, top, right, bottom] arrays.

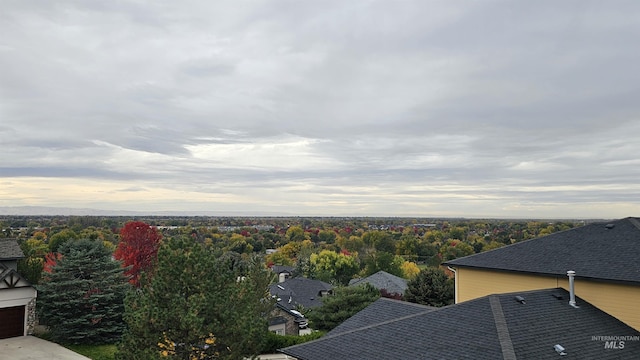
[[281, 288, 640, 359], [273, 302, 309, 330], [328, 297, 434, 336], [271, 265, 295, 274], [269, 277, 333, 310], [0, 262, 32, 289], [348, 270, 408, 295], [444, 217, 640, 284], [0, 239, 24, 260]]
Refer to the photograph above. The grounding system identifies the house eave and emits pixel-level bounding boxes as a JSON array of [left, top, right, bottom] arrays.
[[446, 264, 640, 286]]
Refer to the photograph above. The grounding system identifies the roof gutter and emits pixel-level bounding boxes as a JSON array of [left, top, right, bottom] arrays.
[[447, 266, 458, 304]]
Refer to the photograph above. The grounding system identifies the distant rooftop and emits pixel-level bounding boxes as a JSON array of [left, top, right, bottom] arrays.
[[349, 270, 408, 295], [0, 239, 24, 260], [269, 277, 333, 310]]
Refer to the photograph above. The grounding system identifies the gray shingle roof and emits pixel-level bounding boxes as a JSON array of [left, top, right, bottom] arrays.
[[271, 265, 295, 274], [348, 270, 408, 295], [0, 239, 24, 260], [444, 217, 640, 284], [281, 288, 640, 359], [328, 297, 433, 336], [269, 277, 333, 310]]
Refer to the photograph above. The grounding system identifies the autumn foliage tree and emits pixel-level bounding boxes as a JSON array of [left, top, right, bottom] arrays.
[[309, 249, 360, 285], [114, 221, 162, 287], [17, 236, 50, 284], [43, 252, 62, 275]]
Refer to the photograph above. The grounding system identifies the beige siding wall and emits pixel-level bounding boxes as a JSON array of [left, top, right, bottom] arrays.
[[456, 268, 640, 331], [456, 268, 560, 302], [572, 280, 640, 332]]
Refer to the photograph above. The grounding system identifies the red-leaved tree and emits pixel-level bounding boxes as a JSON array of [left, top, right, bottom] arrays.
[[114, 221, 162, 287], [41, 252, 63, 281]]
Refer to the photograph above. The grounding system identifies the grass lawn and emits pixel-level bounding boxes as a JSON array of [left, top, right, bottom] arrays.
[[64, 344, 117, 360], [35, 328, 117, 360]]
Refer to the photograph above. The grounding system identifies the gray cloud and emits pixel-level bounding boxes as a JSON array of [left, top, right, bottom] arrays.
[[1, 0, 640, 218]]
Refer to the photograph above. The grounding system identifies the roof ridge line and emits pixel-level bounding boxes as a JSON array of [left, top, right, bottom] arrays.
[[312, 307, 435, 343], [628, 217, 640, 231], [377, 297, 434, 309], [489, 296, 517, 360]]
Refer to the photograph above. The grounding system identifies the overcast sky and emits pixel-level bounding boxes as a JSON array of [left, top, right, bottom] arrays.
[[1, 1, 640, 218]]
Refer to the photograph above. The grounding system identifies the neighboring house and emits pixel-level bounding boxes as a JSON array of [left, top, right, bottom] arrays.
[[281, 288, 640, 359], [444, 217, 640, 330], [269, 303, 309, 336], [348, 270, 407, 296], [0, 239, 37, 339], [271, 265, 295, 283], [269, 277, 333, 336]]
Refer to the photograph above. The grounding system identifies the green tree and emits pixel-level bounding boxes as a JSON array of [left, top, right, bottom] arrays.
[[17, 237, 50, 284], [309, 250, 360, 285], [307, 283, 380, 332], [404, 267, 454, 307], [36, 239, 129, 344], [48, 229, 79, 253], [266, 250, 294, 267], [317, 230, 337, 244], [336, 235, 365, 253], [439, 240, 475, 262], [285, 226, 307, 242], [482, 241, 504, 252], [375, 236, 396, 253], [117, 236, 274, 360], [363, 231, 395, 253], [363, 251, 404, 277]]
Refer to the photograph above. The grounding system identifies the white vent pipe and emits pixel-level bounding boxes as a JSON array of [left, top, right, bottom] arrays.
[[567, 270, 578, 308]]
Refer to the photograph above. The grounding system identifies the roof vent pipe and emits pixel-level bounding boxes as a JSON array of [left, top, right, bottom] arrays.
[[567, 270, 579, 308]]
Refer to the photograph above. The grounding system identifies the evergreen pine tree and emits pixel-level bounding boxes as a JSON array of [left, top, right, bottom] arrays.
[[118, 236, 274, 360], [307, 283, 380, 332], [404, 267, 454, 307], [36, 239, 129, 344]]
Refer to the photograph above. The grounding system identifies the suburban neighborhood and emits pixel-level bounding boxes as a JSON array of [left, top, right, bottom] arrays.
[[280, 217, 640, 359], [0, 216, 639, 359], [4, 0, 640, 358]]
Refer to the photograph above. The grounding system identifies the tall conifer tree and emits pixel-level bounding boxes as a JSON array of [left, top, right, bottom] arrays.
[[118, 236, 274, 360], [37, 239, 129, 344], [307, 283, 380, 332], [404, 267, 454, 307]]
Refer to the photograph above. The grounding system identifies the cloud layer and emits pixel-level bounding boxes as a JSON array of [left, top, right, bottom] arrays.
[[2, 1, 640, 218]]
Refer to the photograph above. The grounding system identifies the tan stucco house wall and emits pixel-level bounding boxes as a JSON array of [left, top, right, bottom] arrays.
[[455, 267, 640, 331]]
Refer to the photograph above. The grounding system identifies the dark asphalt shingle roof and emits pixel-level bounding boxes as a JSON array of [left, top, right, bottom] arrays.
[[0, 239, 24, 260], [269, 277, 333, 310], [281, 288, 640, 360], [444, 217, 640, 284], [328, 297, 433, 336], [271, 265, 295, 274], [348, 270, 408, 295]]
